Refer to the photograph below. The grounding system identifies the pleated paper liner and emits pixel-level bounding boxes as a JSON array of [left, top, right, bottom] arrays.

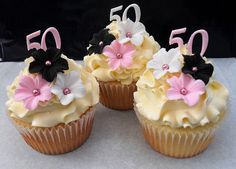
[[98, 80, 137, 110], [134, 105, 224, 158], [10, 108, 95, 155]]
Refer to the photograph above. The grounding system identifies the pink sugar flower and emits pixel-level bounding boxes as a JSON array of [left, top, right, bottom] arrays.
[[103, 40, 135, 70], [167, 73, 205, 106], [15, 75, 52, 110]]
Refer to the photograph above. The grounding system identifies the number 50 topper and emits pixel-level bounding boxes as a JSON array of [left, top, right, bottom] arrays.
[[169, 27, 209, 56], [110, 3, 141, 23], [26, 27, 61, 51]]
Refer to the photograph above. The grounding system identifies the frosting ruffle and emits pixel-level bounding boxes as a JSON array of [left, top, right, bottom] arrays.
[[84, 21, 160, 85], [6, 55, 99, 127], [134, 68, 228, 128]]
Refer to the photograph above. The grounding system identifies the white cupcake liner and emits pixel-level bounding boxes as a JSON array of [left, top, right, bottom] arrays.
[[11, 108, 95, 155], [135, 106, 217, 158], [99, 81, 137, 110]]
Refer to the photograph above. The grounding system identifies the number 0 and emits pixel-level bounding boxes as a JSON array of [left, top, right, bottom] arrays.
[[187, 30, 209, 56], [122, 4, 141, 23], [41, 27, 61, 51]]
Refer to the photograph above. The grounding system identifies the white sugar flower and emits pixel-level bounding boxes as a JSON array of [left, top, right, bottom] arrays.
[[51, 71, 86, 105], [147, 48, 182, 80], [117, 19, 146, 46]]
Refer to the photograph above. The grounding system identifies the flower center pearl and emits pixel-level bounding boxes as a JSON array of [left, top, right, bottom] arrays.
[[192, 66, 198, 72], [162, 64, 169, 70], [126, 32, 132, 38], [32, 89, 40, 96], [99, 41, 104, 46], [180, 88, 188, 95], [116, 52, 123, 59], [45, 60, 52, 66], [63, 88, 71, 95]]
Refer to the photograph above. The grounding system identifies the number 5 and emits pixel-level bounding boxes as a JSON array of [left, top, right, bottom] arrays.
[[169, 28, 187, 48], [26, 30, 41, 50], [169, 27, 209, 56], [110, 5, 123, 22]]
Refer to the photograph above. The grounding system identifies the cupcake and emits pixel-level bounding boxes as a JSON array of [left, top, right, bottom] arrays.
[[6, 28, 99, 155], [134, 30, 229, 158], [84, 4, 160, 110]]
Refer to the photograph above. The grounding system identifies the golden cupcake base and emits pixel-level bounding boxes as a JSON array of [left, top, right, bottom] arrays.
[[98, 81, 137, 110], [10, 108, 95, 155], [135, 107, 220, 158]]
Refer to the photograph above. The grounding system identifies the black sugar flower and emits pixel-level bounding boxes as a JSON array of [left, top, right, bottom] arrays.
[[29, 48, 69, 82], [88, 29, 115, 55], [182, 53, 214, 84]]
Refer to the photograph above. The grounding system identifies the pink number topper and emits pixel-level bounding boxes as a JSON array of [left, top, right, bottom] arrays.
[[169, 27, 209, 56], [26, 27, 61, 51]]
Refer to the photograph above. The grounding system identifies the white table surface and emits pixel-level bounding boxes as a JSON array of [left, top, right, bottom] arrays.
[[0, 58, 235, 169]]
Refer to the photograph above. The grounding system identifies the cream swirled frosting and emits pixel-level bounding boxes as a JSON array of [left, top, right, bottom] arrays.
[[6, 49, 99, 127], [84, 19, 160, 85], [134, 48, 228, 128]]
